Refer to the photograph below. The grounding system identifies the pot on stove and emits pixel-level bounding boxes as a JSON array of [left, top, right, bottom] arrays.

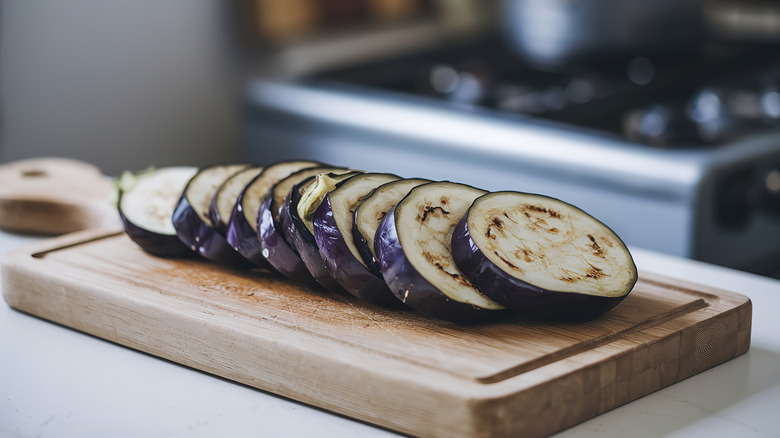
[[501, 0, 704, 69]]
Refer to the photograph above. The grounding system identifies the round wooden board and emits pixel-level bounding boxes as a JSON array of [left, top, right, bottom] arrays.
[[0, 157, 119, 235]]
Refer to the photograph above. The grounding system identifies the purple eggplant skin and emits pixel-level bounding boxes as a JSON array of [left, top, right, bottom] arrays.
[[208, 165, 263, 236], [352, 220, 381, 276], [375, 205, 505, 324], [450, 214, 631, 321], [255, 194, 317, 284], [352, 178, 431, 275], [313, 195, 403, 307], [172, 192, 252, 267], [224, 194, 274, 270], [208, 187, 230, 237], [280, 179, 346, 293], [254, 164, 347, 284], [223, 160, 326, 271], [118, 204, 193, 258]]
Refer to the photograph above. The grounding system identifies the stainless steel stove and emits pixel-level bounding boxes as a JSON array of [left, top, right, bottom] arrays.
[[244, 38, 780, 278]]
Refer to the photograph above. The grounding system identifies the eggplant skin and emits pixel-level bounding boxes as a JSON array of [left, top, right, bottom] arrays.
[[352, 220, 380, 276], [313, 195, 402, 307], [118, 206, 193, 258], [208, 196, 229, 237], [172, 194, 251, 266], [451, 215, 631, 321], [280, 180, 346, 293], [352, 178, 431, 277], [375, 205, 504, 324], [209, 165, 265, 237], [225, 198, 273, 270], [256, 194, 317, 284]]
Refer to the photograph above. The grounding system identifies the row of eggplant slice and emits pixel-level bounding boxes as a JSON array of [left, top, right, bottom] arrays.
[[118, 160, 638, 324]]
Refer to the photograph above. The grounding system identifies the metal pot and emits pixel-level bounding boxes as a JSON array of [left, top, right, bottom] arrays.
[[501, 0, 704, 69]]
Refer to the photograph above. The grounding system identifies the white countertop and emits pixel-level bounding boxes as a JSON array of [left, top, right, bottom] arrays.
[[2, 230, 779, 438]]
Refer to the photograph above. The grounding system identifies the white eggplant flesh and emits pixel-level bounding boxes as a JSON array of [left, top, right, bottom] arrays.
[[281, 170, 362, 292], [172, 164, 250, 265], [375, 181, 505, 323], [451, 191, 638, 320], [255, 165, 344, 281], [209, 165, 265, 235], [352, 178, 430, 275], [119, 166, 197, 257], [225, 160, 321, 269], [312, 173, 401, 305]]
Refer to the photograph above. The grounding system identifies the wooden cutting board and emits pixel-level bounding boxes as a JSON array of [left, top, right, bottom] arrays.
[[0, 158, 118, 235], [1, 229, 752, 438]]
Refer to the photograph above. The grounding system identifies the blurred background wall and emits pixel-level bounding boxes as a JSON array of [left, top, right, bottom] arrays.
[[0, 0, 491, 175], [0, 0, 243, 175]]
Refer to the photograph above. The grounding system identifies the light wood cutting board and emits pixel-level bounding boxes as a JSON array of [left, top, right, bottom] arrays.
[[0, 158, 118, 235], [1, 229, 752, 438]]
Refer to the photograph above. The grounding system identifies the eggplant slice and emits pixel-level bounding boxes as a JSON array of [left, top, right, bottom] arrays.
[[256, 165, 344, 281], [451, 191, 637, 320], [119, 166, 198, 257], [352, 178, 430, 275], [209, 165, 265, 236], [313, 173, 402, 306], [225, 160, 321, 268], [172, 164, 250, 265], [375, 182, 505, 323], [281, 170, 362, 292]]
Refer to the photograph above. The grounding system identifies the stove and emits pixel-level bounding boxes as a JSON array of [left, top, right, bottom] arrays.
[[244, 37, 780, 277]]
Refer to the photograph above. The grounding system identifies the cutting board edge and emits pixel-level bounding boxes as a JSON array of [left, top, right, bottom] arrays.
[[464, 297, 752, 438]]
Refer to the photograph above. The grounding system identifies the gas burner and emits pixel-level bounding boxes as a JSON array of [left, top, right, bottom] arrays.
[[313, 38, 780, 149]]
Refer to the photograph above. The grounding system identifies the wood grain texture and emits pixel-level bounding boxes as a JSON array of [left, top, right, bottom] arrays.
[[1, 229, 752, 438], [0, 158, 118, 235]]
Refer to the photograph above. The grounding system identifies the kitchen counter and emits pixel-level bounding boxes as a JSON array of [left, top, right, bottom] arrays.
[[1, 229, 779, 438]]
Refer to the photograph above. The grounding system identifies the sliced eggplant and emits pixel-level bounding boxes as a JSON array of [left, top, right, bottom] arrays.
[[172, 164, 250, 265], [352, 178, 430, 275], [256, 165, 344, 281], [209, 165, 265, 236], [296, 171, 364, 235], [281, 170, 362, 292], [451, 191, 637, 320], [375, 182, 505, 323], [225, 160, 321, 269], [313, 173, 402, 306], [118, 166, 198, 257]]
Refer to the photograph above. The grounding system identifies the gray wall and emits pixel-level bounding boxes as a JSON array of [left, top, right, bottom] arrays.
[[0, 1, 243, 175]]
